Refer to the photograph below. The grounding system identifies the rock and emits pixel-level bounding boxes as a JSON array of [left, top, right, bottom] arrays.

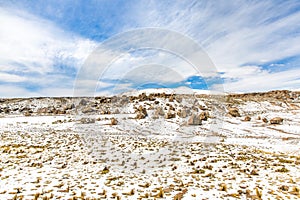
[[138, 93, 148, 101], [199, 111, 209, 121], [24, 111, 31, 117], [175, 96, 182, 103], [199, 105, 207, 110], [187, 114, 202, 125], [244, 116, 251, 121], [5, 108, 10, 113], [111, 118, 118, 125], [278, 185, 289, 191], [250, 169, 259, 175], [228, 107, 241, 117], [82, 107, 94, 113], [80, 118, 95, 124], [165, 111, 176, 119], [79, 99, 88, 106], [113, 109, 120, 114], [262, 118, 268, 123], [177, 109, 187, 118], [155, 107, 164, 116], [136, 112, 147, 119], [37, 107, 48, 114], [65, 104, 75, 110], [270, 117, 283, 124], [152, 113, 159, 119], [57, 110, 66, 115], [257, 116, 261, 120], [135, 105, 147, 119], [100, 110, 111, 115]]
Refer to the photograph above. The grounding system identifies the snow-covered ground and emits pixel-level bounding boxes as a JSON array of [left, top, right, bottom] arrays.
[[0, 90, 300, 199]]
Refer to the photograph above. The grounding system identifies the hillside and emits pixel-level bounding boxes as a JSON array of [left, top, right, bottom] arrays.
[[0, 90, 300, 199]]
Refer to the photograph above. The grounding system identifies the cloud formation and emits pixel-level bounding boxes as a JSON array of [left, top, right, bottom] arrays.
[[0, 6, 97, 97], [0, 0, 300, 96]]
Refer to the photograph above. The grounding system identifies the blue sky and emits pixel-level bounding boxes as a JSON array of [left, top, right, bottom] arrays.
[[0, 0, 300, 97]]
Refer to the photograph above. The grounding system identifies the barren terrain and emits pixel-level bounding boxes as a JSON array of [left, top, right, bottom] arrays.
[[0, 90, 300, 199]]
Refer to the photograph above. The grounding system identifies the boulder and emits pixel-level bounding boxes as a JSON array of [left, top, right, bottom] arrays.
[[138, 93, 148, 101], [177, 109, 187, 118], [80, 118, 95, 124], [262, 118, 268, 123], [228, 107, 241, 117], [65, 104, 75, 110], [111, 118, 118, 125], [165, 111, 176, 119], [199, 105, 208, 110], [136, 112, 147, 119], [155, 107, 165, 116], [37, 107, 48, 114], [187, 114, 202, 125], [79, 99, 88, 106], [57, 110, 66, 115], [135, 105, 147, 119], [270, 117, 283, 124], [82, 107, 94, 114], [244, 116, 251, 121], [199, 111, 209, 121], [24, 111, 31, 117]]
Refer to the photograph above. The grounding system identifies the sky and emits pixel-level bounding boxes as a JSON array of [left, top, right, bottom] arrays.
[[0, 0, 300, 97]]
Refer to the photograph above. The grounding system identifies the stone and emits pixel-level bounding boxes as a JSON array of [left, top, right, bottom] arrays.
[[37, 107, 48, 114], [244, 116, 251, 121], [24, 111, 31, 117], [111, 118, 118, 125], [262, 118, 268, 123], [165, 111, 176, 119], [82, 107, 94, 113], [270, 117, 283, 124], [80, 118, 95, 124], [79, 99, 88, 106], [177, 109, 187, 118], [135, 105, 147, 119], [199, 111, 209, 121], [187, 114, 202, 125], [228, 107, 241, 117], [155, 107, 164, 116]]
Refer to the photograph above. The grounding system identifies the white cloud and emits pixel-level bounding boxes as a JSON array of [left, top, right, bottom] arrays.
[[128, 1, 300, 91], [0, 85, 40, 98], [213, 68, 300, 92], [0, 7, 97, 74], [0, 72, 27, 82], [0, 7, 97, 96]]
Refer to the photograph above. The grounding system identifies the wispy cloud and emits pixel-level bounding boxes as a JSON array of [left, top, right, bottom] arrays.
[[0, 6, 97, 96]]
